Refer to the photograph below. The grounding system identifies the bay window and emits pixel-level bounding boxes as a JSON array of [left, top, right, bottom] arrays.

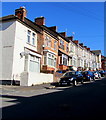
[[44, 53, 57, 67]]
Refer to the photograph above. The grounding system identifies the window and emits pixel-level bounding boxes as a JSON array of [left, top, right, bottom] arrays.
[[27, 30, 31, 43], [54, 41, 57, 50], [54, 58, 56, 67], [44, 55, 47, 64], [63, 55, 68, 66], [45, 35, 51, 47], [70, 44, 74, 53], [48, 39, 51, 47], [60, 39, 64, 50], [72, 57, 76, 67], [44, 53, 56, 67], [32, 33, 35, 45], [29, 55, 40, 72], [63, 57, 67, 66], [48, 53, 54, 66], [66, 43, 69, 53], [27, 30, 36, 46]]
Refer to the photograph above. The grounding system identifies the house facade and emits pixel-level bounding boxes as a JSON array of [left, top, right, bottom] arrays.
[[0, 7, 53, 86], [35, 17, 59, 73]]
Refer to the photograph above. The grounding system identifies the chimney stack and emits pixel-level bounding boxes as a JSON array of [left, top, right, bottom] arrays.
[[79, 43, 84, 47], [67, 36, 74, 41], [35, 16, 45, 26], [48, 26, 57, 31], [84, 46, 87, 49], [73, 40, 79, 44], [59, 32, 66, 37], [87, 48, 90, 51], [15, 6, 27, 21]]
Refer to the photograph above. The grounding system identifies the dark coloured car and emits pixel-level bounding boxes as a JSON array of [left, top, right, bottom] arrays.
[[59, 71, 83, 86], [99, 70, 105, 77], [82, 71, 95, 81]]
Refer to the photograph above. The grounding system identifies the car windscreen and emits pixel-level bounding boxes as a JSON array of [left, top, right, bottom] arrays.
[[63, 72, 76, 77], [75, 71, 82, 75]]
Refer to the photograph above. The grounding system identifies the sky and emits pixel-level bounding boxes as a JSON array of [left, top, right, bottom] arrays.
[[1, 2, 104, 55]]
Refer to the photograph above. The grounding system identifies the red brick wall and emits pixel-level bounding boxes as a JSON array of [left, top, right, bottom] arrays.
[[59, 64, 68, 70]]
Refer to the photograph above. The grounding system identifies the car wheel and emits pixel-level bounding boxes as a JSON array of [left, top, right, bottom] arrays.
[[89, 77, 92, 81], [93, 77, 96, 81], [59, 82, 62, 86], [67, 82, 70, 86], [81, 80, 84, 84], [99, 75, 101, 79], [73, 80, 77, 86]]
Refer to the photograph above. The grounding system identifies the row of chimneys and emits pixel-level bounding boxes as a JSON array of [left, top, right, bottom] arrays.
[[15, 7, 90, 51]]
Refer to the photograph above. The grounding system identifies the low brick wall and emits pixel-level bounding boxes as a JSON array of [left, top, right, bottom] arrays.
[[53, 72, 63, 82]]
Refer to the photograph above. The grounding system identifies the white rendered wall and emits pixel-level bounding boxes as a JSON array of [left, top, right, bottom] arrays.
[[12, 21, 38, 80], [0, 21, 16, 80], [20, 72, 53, 86], [0, 22, 2, 81]]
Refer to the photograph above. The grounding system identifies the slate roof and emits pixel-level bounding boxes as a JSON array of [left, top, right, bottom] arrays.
[[0, 15, 42, 34]]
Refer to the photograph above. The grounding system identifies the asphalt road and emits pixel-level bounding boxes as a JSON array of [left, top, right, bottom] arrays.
[[1, 78, 106, 120]]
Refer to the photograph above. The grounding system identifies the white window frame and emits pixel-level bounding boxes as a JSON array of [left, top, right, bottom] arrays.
[[27, 30, 31, 43], [27, 30, 37, 47], [44, 52, 57, 67], [45, 35, 51, 47]]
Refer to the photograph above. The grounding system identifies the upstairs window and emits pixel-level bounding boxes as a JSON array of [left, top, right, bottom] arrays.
[[27, 30, 31, 43], [54, 41, 57, 50], [27, 30, 36, 46], [45, 35, 51, 47], [66, 43, 69, 53], [32, 33, 35, 46], [60, 39, 64, 50]]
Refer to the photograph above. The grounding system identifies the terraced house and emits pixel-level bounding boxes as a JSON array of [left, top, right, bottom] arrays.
[[0, 7, 102, 86], [34, 17, 59, 73]]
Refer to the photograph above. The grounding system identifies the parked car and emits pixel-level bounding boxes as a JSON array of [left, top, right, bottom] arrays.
[[93, 71, 101, 79], [99, 70, 105, 77], [59, 71, 83, 86], [82, 71, 95, 81]]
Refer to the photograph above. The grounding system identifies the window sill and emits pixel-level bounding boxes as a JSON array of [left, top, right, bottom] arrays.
[[26, 42, 36, 48]]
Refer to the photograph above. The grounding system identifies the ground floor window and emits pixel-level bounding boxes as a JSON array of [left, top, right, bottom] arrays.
[[44, 53, 57, 67], [72, 57, 77, 67], [29, 55, 40, 72], [24, 54, 40, 73], [60, 54, 68, 66]]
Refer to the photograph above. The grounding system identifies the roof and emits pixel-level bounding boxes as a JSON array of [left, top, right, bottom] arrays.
[[42, 25, 70, 43], [0, 15, 42, 34], [91, 50, 101, 55], [41, 25, 58, 40]]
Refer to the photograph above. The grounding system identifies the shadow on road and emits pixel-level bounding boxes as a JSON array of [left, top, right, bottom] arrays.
[[1, 78, 106, 120]]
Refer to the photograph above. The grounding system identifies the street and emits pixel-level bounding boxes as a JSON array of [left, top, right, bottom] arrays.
[[1, 77, 106, 120]]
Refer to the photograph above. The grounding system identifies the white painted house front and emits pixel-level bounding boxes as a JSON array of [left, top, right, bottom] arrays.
[[0, 14, 53, 86]]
